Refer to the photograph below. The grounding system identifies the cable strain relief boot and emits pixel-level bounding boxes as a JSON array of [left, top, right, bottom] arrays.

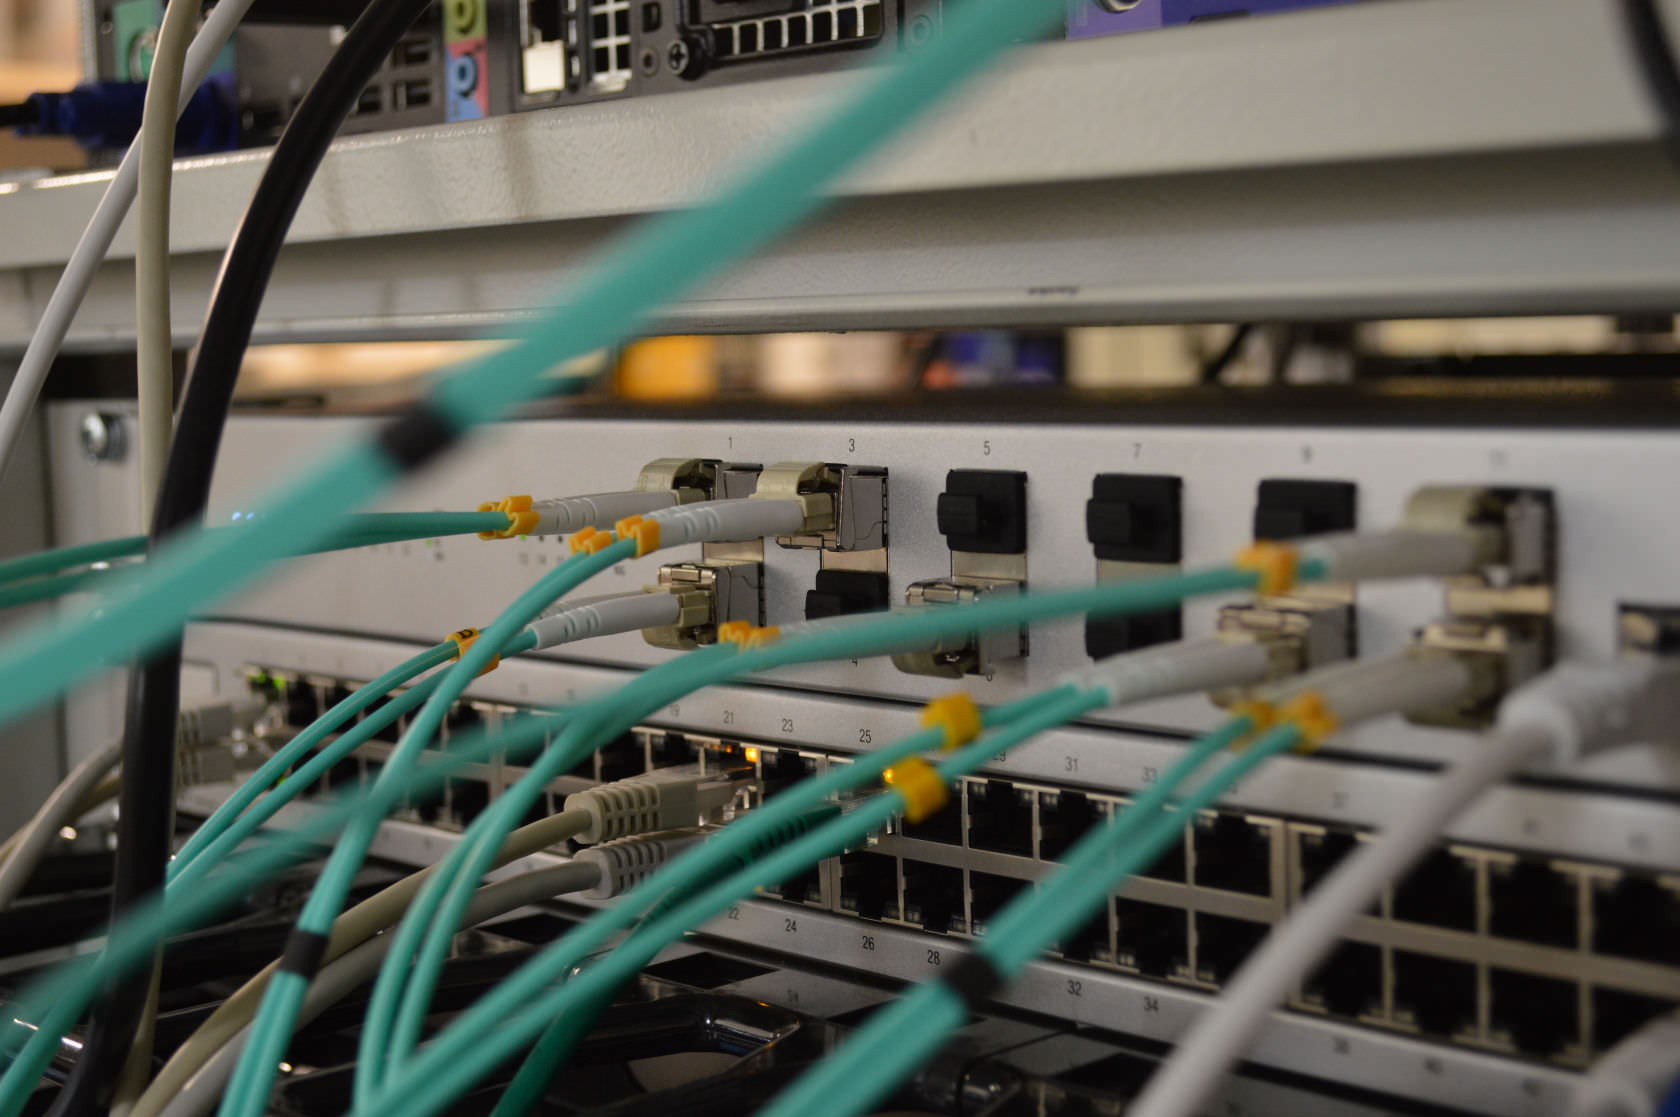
[[575, 830, 706, 899]]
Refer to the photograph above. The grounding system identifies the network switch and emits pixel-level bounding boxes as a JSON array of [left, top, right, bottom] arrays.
[[178, 641, 1679, 1092], [41, 396, 1680, 1114]]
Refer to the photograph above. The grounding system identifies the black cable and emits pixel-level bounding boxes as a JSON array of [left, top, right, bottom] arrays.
[[1199, 322, 1253, 384], [0, 102, 38, 129], [47, 1, 430, 1112], [1624, 0, 1680, 170]]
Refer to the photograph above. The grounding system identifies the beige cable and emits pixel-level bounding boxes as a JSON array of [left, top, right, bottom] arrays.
[[134, 0, 199, 519], [129, 808, 590, 1117]]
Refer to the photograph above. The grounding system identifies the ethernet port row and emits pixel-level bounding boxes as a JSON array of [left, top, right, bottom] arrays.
[[1489, 857, 1579, 949], [1193, 814, 1273, 896], [1115, 898, 1186, 979], [1392, 848, 1476, 932], [1594, 986, 1679, 1050], [1195, 912, 1267, 985], [1393, 950, 1476, 1039], [1294, 825, 1378, 917], [1056, 905, 1111, 965], [1303, 941, 1381, 1020], [968, 870, 1028, 932], [283, 679, 320, 727], [763, 860, 823, 906], [650, 731, 699, 769], [1490, 968, 1579, 1058], [760, 748, 818, 801], [839, 850, 898, 922], [967, 779, 1033, 858], [1038, 790, 1100, 862], [1592, 872, 1680, 965], [443, 700, 482, 739], [899, 794, 962, 846], [1296, 825, 1359, 896], [1135, 808, 1187, 883], [902, 860, 963, 935], [447, 778, 490, 829], [596, 730, 645, 783]]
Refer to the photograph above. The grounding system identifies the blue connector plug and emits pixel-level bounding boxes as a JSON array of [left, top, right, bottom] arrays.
[[13, 79, 238, 154]]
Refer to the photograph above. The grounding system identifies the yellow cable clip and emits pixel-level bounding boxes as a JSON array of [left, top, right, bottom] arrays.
[[568, 526, 618, 555], [740, 625, 781, 649], [919, 693, 983, 752], [883, 757, 949, 824], [615, 514, 662, 557], [477, 495, 539, 539], [446, 627, 501, 676], [1226, 699, 1277, 750], [716, 621, 754, 645], [1276, 690, 1340, 753], [1233, 541, 1301, 596]]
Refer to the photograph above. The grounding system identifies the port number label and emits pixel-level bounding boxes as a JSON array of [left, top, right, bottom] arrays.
[[1141, 765, 1159, 784], [1332, 1037, 1351, 1056], [848, 437, 857, 452], [784, 917, 798, 934], [926, 949, 942, 966], [858, 729, 872, 744], [1066, 979, 1083, 998], [860, 934, 875, 951], [781, 718, 795, 734], [982, 440, 992, 456], [445, 0, 484, 38], [722, 710, 735, 725], [726, 905, 741, 920], [1142, 995, 1160, 1014], [1064, 755, 1079, 773]]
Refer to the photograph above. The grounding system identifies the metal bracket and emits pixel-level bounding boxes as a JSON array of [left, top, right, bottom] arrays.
[[642, 560, 764, 650], [635, 457, 718, 504], [753, 461, 889, 553], [891, 578, 1024, 679]]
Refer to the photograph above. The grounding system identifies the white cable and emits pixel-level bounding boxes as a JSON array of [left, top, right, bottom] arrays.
[[526, 591, 681, 650], [0, 0, 257, 485], [153, 863, 601, 1117], [1061, 637, 1274, 708], [1572, 1009, 1680, 1117], [564, 770, 740, 844], [134, 0, 198, 523], [130, 809, 592, 1117], [1129, 658, 1680, 1117], [645, 497, 808, 548], [1296, 530, 1487, 582], [1251, 651, 1473, 724], [528, 490, 679, 536], [574, 829, 706, 899], [0, 740, 123, 911]]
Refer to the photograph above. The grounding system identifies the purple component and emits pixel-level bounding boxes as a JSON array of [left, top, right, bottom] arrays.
[[1162, 0, 1356, 24], [1066, 0, 1163, 38]]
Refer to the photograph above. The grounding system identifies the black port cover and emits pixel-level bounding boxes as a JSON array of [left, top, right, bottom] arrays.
[[1253, 479, 1356, 542], [1087, 473, 1182, 563], [1085, 607, 1182, 660], [805, 570, 890, 620], [936, 469, 1027, 554]]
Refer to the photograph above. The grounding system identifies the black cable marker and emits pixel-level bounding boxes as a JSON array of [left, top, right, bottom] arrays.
[[376, 400, 466, 473], [277, 929, 332, 981], [939, 951, 1007, 1011], [51, 2, 433, 1113], [1623, 0, 1680, 170]]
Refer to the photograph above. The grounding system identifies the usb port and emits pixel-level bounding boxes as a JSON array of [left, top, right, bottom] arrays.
[[394, 36, 433, 66], [396, 79, 432, 110]]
